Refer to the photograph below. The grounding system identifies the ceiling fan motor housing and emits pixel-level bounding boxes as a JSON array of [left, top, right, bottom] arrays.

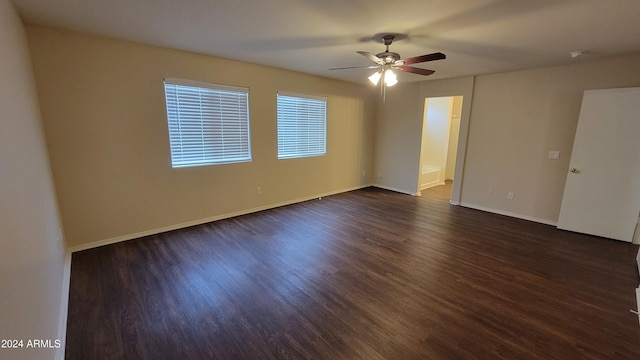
[[382, 35, 395, 46], [376, 51, 401, 64], [378, 35, 400, 63]]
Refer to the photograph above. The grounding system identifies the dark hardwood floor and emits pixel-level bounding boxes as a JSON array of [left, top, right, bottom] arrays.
[[66, 183, 640, 359]]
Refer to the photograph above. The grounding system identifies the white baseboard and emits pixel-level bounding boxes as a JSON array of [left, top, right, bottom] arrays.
[[56, 251, 72, 360], [372, 184, 420, 196], [457, 202, 558, 226], [370, 187, 562, 227], [420, 181, 446, 191], [69, 184, 372, 253]]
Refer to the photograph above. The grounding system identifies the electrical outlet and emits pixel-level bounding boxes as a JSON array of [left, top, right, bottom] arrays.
[[507, 192, 514, 200], [256, 186, 262, 194]]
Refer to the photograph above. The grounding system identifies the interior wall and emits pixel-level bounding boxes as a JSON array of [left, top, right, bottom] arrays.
[[373, 82, 422, 194], [462, 54, 640, 224], [0, 1, 68, 359], [445, 96, 463, 180], [375, 55, 640, 224], [373, 76, 475, 197], [26, 25, 376, 249]]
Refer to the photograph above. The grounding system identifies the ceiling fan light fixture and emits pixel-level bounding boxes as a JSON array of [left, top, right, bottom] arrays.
[[368, 71, 382, 85], [384, 70, 397, 87]]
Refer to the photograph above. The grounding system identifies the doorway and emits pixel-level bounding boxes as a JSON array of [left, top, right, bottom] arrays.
[[418, 96, 463, 198]]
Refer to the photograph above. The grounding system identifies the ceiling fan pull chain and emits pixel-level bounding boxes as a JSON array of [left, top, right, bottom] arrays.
[[382, 78, 387, 103]]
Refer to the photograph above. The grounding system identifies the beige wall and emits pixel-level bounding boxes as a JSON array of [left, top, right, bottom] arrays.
[[463, 55, 640, 224], [26, 26, 375, 249], [373, 82, 422, 194], [374, 76, 475, 198], [375, 54, 640, 225], [0, 1, 68, 359], [22, 21, 640, 252]]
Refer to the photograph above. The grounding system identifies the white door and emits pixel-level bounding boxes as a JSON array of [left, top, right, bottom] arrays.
[[557, 87, 640, 242]]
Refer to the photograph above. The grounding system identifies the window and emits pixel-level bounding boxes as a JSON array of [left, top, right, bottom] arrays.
[[277, 93, 327, 159], [163, 78, 251, 168]]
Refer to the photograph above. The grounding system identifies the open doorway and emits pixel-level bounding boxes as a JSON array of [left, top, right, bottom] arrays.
[[418, 96, 463, 198]]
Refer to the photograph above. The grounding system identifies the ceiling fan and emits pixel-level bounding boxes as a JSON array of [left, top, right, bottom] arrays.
[[330, 34, 446, 94]]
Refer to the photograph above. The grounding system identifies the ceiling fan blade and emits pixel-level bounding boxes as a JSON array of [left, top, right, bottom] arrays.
[[398, 66, 435, 76], [402, 52, 446, 65], [329, 65, 380, 70], [357, 51, 384, 65]]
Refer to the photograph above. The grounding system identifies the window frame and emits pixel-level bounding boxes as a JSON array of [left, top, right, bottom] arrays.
[[276, 91, 327, 160], [163, 77, 252, 168]]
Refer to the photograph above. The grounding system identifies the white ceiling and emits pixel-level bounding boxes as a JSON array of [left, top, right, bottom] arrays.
[[12, 0, 640, 85]]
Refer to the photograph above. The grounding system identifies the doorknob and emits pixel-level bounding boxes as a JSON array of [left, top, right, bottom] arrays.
[[570, 167, 580, 173]]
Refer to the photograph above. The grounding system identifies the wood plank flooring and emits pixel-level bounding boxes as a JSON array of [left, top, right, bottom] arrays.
[[66, 184, 640, 359]]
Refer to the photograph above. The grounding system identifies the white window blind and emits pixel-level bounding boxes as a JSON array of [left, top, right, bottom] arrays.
[[163, 78, 251, 168], [277, 93, 327, 159]]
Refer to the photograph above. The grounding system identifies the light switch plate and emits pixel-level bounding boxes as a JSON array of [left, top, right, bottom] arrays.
[[548, 150, 560, 159]]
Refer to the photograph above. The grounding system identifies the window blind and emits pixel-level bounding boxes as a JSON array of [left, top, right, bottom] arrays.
[[164, 78, 251, 168], [277, 93, 327, 159]]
